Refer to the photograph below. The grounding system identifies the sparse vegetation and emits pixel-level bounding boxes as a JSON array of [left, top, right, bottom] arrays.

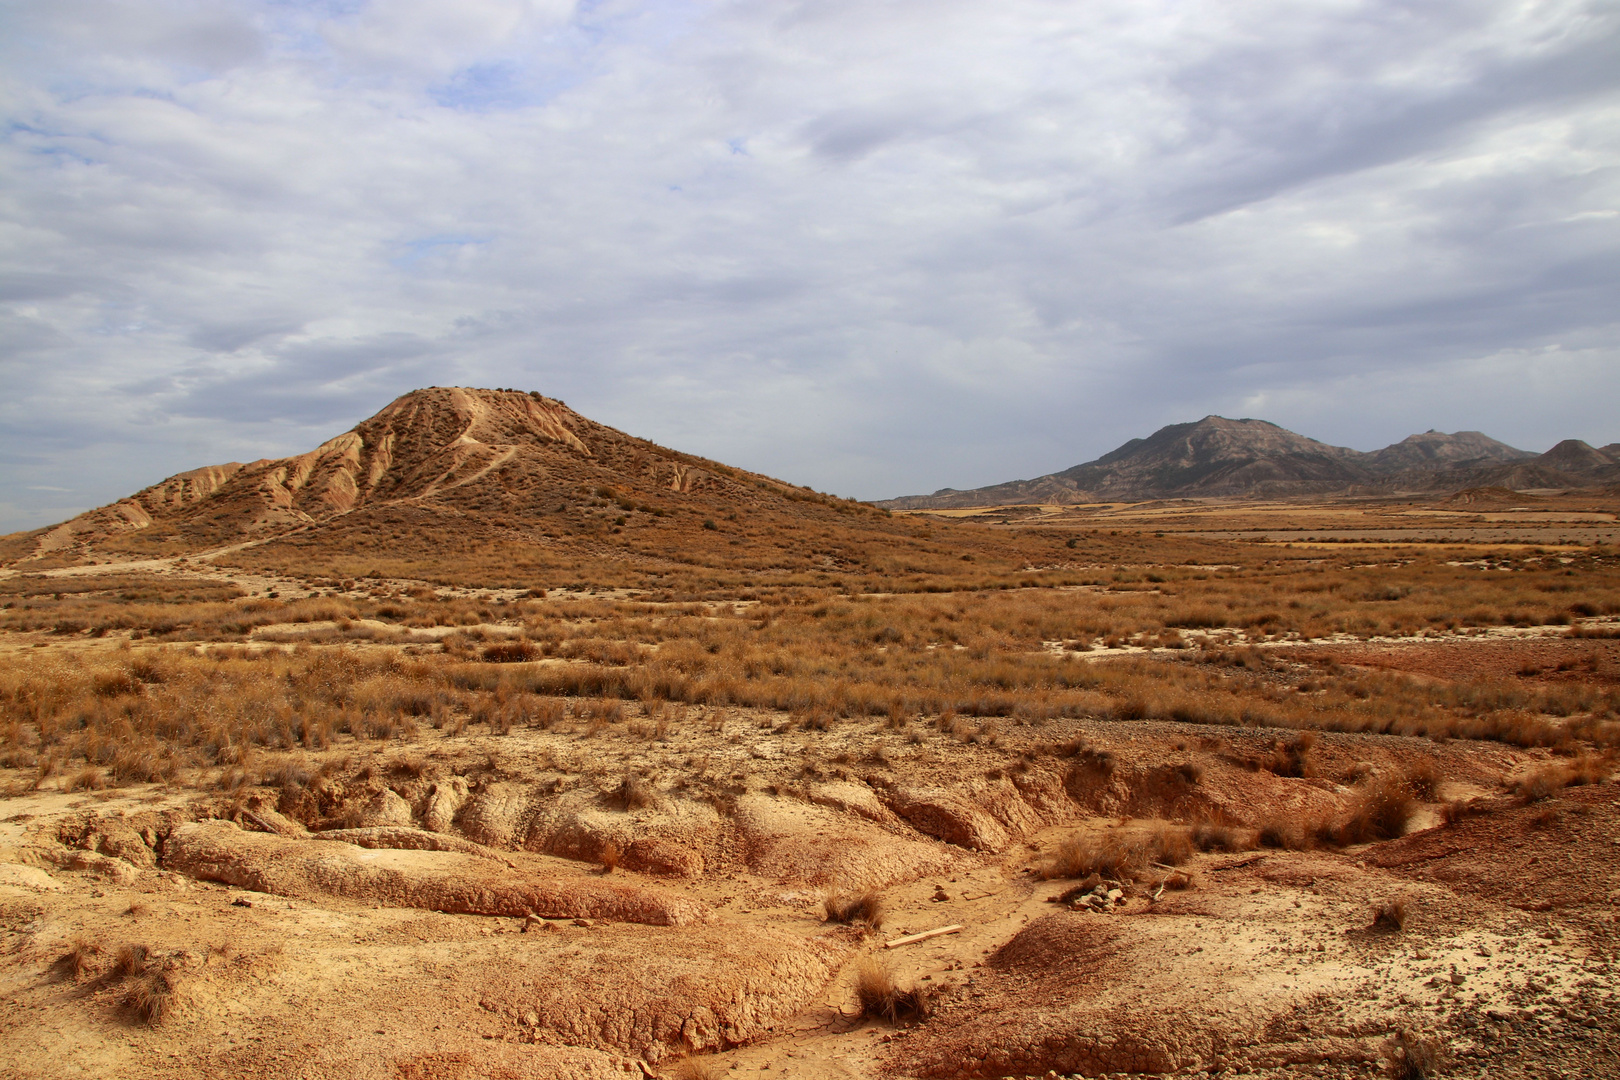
[[123, 970, 179, 1025], [3, 389, 1619, 1078], [1038, 826, 1196, 880], [853, 957, 929, 1022], [665, 1056, 723, 1080], [112, 943, 149, 979], [1390, 1028, 1442, 1078], [823, 889, 885, 929], [1371, 899, 1409, 933], [56, 939, 101, 980]]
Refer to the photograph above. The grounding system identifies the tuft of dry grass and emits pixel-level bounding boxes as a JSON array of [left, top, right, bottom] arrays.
[[112, 943, 149, 979], [1371, 899, 1408, 933], [665, 1056, 723, 1080], [123, 970, 178, 1025], [1190, 820, 1255, 853], [1038, 827, 1194, 880], [1514, 753, 1611, 802], [1390, 1029, 1442, 1079], [823, 888, 885, 929], [853, 957, 929, 1022], [56, 939, 101, 980], [1330, 775, 1416, 845], [1406, 757, 1442, 801], [615, 773, 657, 811]]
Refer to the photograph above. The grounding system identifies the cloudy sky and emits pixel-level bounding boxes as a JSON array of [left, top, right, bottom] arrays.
[[2, 0, 1618, 531]]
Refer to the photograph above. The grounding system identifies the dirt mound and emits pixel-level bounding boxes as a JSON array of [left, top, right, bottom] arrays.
[[519, 789, 723, 877], [469, 924, 855, 1061], [1361, 781, 1620, 915], [733, 794, 965, 889], [389, 1044, 628, 1080], [314, 826, 513, 863], [164, 821, 708, 925], [881, 786, 1012, 852], [895, 912, 1261, 1076]]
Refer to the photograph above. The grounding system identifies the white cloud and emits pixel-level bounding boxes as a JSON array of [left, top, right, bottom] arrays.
[[1, 0, 1617, 531]]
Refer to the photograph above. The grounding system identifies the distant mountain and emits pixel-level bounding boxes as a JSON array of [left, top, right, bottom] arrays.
[[880, 417, 1613, 509], [1365, 430, 1532, 471], [1538, 439, 1615, 474]]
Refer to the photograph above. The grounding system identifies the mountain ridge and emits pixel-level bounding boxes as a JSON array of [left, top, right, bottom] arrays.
[[880, 416, 1614, 509]]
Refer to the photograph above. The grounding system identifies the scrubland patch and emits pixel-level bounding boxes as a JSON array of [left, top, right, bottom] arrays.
[[2, 518, 1617, 1080]]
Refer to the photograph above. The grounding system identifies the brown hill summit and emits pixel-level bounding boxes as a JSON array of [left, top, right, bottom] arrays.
[[881, 416, 1612, 509], [5, 387, 959, 583], [1364, 429, 1531, 470]]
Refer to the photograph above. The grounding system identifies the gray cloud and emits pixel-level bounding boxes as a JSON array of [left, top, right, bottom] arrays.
[[1, 0, 1617, 532]]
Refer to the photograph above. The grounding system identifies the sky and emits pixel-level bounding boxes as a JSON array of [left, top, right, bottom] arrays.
[[2, 0, 1618, 531]]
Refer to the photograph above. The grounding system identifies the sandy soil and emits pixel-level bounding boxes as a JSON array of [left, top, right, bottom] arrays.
[[0, 705, 1613, 1079], [1, 548, 1616, 1078]]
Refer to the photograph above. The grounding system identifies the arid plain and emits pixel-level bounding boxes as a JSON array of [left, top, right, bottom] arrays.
[[0, 389, 1615, 1079]]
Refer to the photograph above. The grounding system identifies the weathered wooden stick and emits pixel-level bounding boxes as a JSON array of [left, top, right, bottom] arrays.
[[884, 924, 964, 948]]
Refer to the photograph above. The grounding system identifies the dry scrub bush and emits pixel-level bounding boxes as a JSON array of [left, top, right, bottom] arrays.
[[56, 939, 101, 980], [1390, 1028, 1442, 1079], [1190, 820, 1254, 853], [112, 943, 149, 978], [1372, 900, 1409, 933], [665, 1057, 722, 1080], [1514, 754, 1611, 801], [823, 889, 885, 929], [124, 970, 179, 1025], [1330, 775, 1417, 845], [1039, 827, 1193, 880], [853, 958, 929, 1022], [615, 773, 657, 810]]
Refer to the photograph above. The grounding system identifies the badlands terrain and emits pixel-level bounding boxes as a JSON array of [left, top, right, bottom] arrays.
[[0, 388, 1616, 1079]]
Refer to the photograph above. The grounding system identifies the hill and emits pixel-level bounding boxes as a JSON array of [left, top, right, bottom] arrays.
[[881, 417, 1613, 509], [0, 386, 1126, 590]]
